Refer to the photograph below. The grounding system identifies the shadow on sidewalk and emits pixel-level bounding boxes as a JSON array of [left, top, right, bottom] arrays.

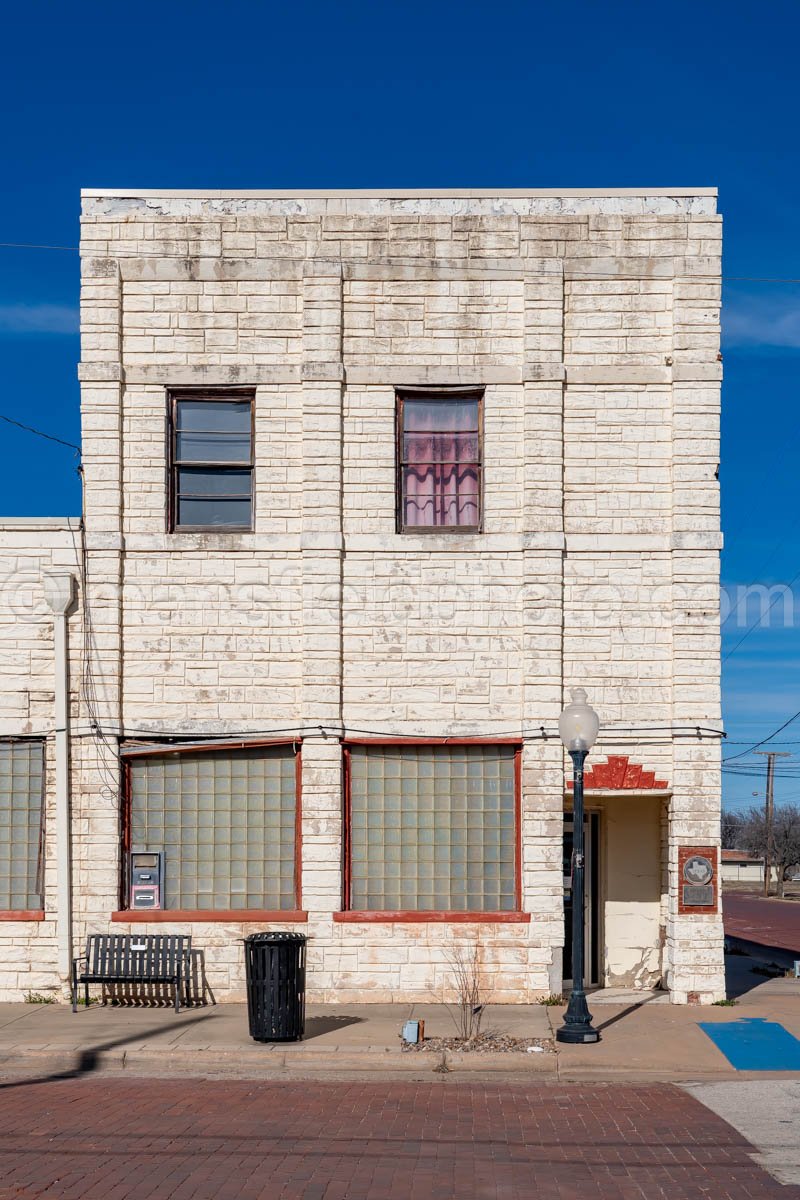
[[0, 1012, 217, 1091], [304, 1015, 363, 1040], [593, 1003, 643, 1033], [725, 943, 794, 998]]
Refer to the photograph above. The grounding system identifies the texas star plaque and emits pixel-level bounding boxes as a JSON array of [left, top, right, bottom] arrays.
[[679, 848, 717, 911], [683, 855, 713, 885]]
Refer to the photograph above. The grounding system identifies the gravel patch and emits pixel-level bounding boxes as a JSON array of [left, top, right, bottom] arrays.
[[401, 1033, 554, 1054]]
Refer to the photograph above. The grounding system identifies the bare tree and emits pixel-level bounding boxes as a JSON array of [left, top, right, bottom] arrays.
[[721, 809, 745, 850], [738, 804, 800, 897], [771, 805, 800, 897]]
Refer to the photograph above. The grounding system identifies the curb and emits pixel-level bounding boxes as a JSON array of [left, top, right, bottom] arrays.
[[4, 1047, 800, 1084], [0, 1046, 560, 1080]]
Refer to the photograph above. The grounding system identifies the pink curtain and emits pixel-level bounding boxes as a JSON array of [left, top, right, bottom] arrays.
[[403, 400, 480, 528]]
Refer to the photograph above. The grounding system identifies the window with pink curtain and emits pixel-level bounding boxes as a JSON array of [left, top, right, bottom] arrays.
[[399, 394, 482, 530]]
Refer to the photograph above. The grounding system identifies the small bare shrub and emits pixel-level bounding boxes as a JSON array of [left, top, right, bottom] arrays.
[[443, 938, 488, 1043]]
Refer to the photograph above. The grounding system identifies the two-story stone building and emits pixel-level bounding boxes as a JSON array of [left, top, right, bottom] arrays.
[[0, 188, 725, 1004]]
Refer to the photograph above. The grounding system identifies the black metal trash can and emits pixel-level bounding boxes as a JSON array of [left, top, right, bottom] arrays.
[[243, 932, 306, 1042]]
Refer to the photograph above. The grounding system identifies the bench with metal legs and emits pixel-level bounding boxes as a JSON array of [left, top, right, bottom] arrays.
[[71, 934, 191, 1013]]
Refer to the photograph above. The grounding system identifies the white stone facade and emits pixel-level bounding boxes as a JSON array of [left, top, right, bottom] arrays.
[[0, 189, 725, 1003]]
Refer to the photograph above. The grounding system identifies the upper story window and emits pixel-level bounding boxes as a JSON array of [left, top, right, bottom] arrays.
[[397, 391, 482, 532], [169, 391, 254, 531]]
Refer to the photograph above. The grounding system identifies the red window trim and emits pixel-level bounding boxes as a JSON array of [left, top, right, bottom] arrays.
[[0, 737, 46, 914], [112, 910, 308, 924], [121, 736, 296, 758], [333, 911, 530, 924], [395, 389, 484, 534], [342, 739, 523, 916], [344, 737, 521, 746], [120, 738, 303, 914]]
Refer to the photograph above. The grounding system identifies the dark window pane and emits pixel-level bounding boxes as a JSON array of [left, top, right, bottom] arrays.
[[176, 400, 251, 434], [403, 399, 479, 432], [177, 497, 251, 528], [171, 395, 254, 532], [177, 468, 252, 498], [176, 431, 251, 463]]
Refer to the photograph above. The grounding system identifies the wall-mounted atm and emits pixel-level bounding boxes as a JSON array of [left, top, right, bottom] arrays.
[[129, 851, 164, 910]]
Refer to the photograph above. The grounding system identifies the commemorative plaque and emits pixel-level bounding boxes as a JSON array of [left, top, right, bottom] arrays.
[[678, 846, 718, 913]]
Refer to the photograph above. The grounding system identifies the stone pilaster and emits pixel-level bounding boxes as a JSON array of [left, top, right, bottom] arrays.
[[74, 255, 125, 938], [300, 262, 345, 917], [665, 264, 725, 1001], [521, 269, 567, 992]]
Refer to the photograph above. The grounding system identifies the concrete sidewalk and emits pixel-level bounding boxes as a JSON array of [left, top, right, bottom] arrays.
[[2, 972, 799, 1083]]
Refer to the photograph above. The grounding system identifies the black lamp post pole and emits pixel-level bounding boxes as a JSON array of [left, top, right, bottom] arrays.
[[557, 748, 600, 1044]]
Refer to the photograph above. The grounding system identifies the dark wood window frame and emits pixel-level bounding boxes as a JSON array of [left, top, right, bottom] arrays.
[[395, 387, 485, 534], [167, 388, 255, 533], [115, 738, 306, 923], [337, 738, 528, 923]]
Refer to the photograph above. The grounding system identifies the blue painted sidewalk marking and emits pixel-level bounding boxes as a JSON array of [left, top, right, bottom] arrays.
[[700, 1018, 800, 1070]]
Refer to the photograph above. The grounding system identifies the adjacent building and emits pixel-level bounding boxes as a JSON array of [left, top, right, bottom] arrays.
[[0, 188, 726, 1003], [720, 849, 767, 885]]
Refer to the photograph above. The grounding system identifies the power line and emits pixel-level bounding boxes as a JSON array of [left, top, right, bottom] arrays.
[[91, 721, 723, 743], [724, 738, 800, 746], [721, 539, 786, 631], [0, 242, 77, 251], [722, 564, 800, 664], [722, 276, 800, 284], [723, 706, 800, 764], [723, 760, 800, 772], [723, 762, 800, 772], [0, 413, 81, 454]]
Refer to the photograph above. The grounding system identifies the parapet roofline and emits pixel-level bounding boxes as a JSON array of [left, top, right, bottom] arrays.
[[0, 518, 80, 528], [82, 187, 717, 199]]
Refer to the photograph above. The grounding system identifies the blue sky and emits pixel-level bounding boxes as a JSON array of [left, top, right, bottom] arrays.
[[1, 0, 798, 806]]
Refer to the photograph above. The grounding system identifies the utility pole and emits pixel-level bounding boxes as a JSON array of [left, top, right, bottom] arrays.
[[754, 751, 791, 896]]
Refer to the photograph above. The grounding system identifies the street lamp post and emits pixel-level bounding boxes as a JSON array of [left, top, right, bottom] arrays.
[[557, 688, 601, 1045]]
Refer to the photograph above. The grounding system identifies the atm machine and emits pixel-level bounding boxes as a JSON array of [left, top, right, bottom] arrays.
[[129, 851, 165, 911]]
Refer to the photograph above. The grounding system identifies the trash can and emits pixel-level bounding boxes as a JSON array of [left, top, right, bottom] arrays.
[[243, 932, 306, 1042]]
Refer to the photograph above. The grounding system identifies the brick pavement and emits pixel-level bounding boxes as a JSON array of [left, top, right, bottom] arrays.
[[724, 892, 800, 955], [0, 1079, 797, 1199]]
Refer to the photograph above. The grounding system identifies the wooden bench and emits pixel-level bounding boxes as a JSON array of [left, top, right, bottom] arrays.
[[71, 934, 191, 1013]]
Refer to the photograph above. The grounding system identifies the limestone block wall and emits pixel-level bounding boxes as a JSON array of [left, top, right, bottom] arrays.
[[120, 550, 303, 728], [0, 522, 81, 998], [20, 188, 724, 1004]]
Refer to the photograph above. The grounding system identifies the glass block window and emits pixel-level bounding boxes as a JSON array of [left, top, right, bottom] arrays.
[[170, 392, 253, 531], [348, 745, 517, 912], [0, 740, 45, 911], [128, 744, 297, 911], [398, 393, 482, 530]]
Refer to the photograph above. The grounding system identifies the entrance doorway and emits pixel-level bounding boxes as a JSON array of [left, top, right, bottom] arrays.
[[563, 811, 600, 987]]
